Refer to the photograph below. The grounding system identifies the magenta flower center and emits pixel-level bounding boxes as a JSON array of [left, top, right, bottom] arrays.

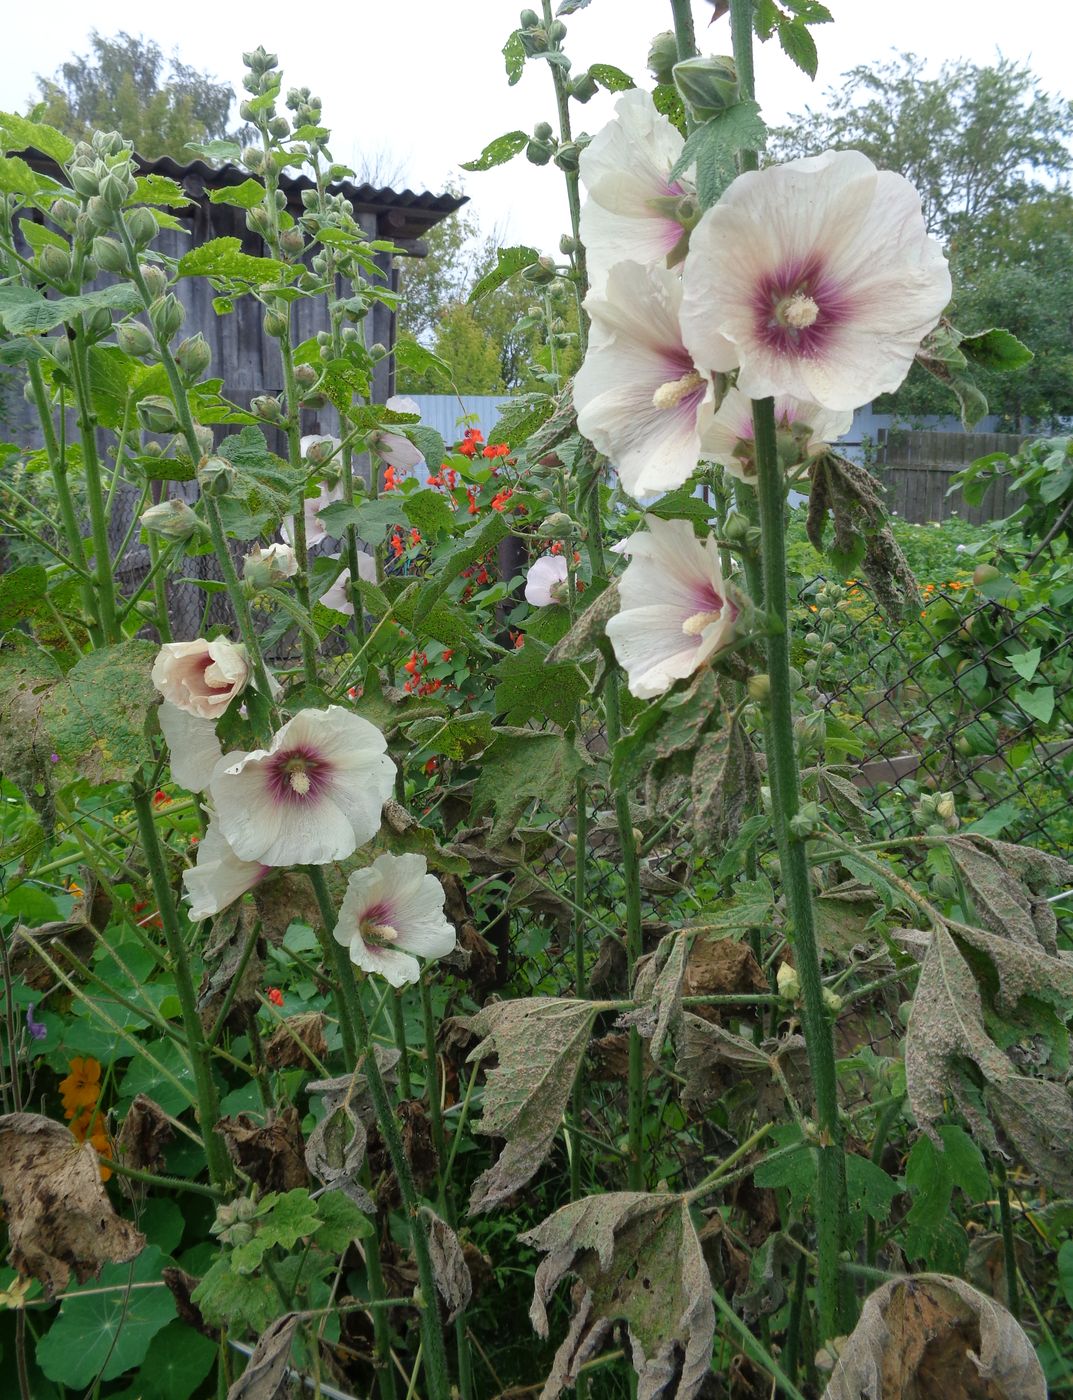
[[753, 256, 851, 359], [359, 900, 399, 946], [266, 745, 332, 805], [682, 579, 727, 637]]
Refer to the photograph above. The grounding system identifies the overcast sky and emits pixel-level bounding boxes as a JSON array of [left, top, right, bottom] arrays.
[[2, 1, 1070, 252]]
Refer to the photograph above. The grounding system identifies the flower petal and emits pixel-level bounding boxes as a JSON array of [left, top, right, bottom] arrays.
[[158, 701, 223, 793]]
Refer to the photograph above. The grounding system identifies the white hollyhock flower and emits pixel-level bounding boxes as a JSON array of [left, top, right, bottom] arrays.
[[210, 707, 396, 867], [574, 261, 733, 498], [369, 430, 424, 471], [706, 388, 852, 484], [320, 552, 378, 616], [158, 701, 223, 793], [282, 477, 345, 550], [182, 817, 269, 920], [680, 149, 951, 411], [333, 852, 456, 987], [243, 541, 298, 586], [579, 87, 694, 295], [606, 515, 741, 699], [525, 555, 569, 607], [152, 637, 249, 721]]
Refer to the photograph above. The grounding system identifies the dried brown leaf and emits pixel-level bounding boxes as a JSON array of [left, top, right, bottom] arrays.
[[0, 1112, 145, 1295], [464, 998, 598, 1214], [683, 937, 767, 1012], [423, 1209, 472, 1321], [116, 1093, 173, 1173], [217, 1108, 310, 1193], [521, 1192, 714, 1400], [264, 1012, 328, 1070], [823, 1273, 1046, 1399], [619, 932, 688, 1059], [304, 1047, 400, 1211], [228, 1311, 299, 1400], [692, 718, 759, 849], [947, 835, 1073, 955]]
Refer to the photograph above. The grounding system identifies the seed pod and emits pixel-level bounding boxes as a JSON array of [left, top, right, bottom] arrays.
[[570, 70, 598, 103], [526, 139, 553, 166], [139, 498, 202, 541], [672, 54, 740, 122], [647, 31, 678, 85], [251, 394, 283, 422]]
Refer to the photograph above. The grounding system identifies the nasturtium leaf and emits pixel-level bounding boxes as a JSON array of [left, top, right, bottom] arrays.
[[136, 1319, 217, 1400], [118, 1038, 196, 1117], [37, 1246, 175, 1388], [521, 1192, 714, 1400], [461, 130, 529, 173], [464, 997, 599, 1213], [469, 244, 540, 302]]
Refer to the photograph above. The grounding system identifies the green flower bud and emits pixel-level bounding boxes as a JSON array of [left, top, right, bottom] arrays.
[[140, 498, 202, 541], [519, 8, 540, 27], [548, 19, 567, 42], [238, 100, 257, 123], [570, 70, 599, 103], [242, 146, 265, 173], [722, 510, 750, 544], [150, 293, 185, 343], [369, 342, 388, 361], [519, 25, 548, 55], [554, 142, 581, 172], [795, 710, 827, 753], [522, 255, 557, 286], [175, 333, 212, 379], [776, 962, 800, 1003], [243, 541, 298, 588], [84, 307, 113, 341], [533, 120, 554, 141], [49, 198, 79, 230], [251, 394, 283, 422], [193, 425, 216, 458], [747, 673, 771, 704], [40, 244, 72, 282], [125, 206, 158, 249], [294, 363, 317, 389], [788, 801, 822, 839], [647, 31, 679, 85], [263, 308, 289, 338], [268, 115, 290, 138], [141, 265, 169, 299], [137, 395, 180, 435], [69, 167, 100, 199], [821, 987, 843, 1014], [91, 236, 126, 274], [197, 455, 237, 497], [804, 631, 821, 646], [99, 169, 131, 211], [280, 226, 305, 257], [116, 320, 155, 357], [50, 335, 71, 366], [526, 139, 553, 166], [672, 55, 740, 121], [85, 195, 114, 231]]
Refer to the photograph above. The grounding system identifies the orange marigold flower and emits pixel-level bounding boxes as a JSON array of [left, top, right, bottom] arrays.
[[60, 1057, 102, 1117]]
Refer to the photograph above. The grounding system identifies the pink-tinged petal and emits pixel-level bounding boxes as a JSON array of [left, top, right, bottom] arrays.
[[681, 149, 950, 411], [152, 637, 249, 721], [182, 818, 268, 920], [346, 940, 421, 987], [606, 606, 708, 698], [703, 388, 852, 483], [333, 852, 455, 984], [525, 555, 569, 607], [372, 431, 425, 471], [157, 701, 222, 794]]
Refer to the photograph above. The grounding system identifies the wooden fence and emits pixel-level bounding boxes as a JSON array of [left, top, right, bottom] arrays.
[[874, 429, 1029, 524]]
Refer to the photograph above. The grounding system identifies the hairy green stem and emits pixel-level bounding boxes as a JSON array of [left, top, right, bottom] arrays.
[[391, 991, 412, 1099], [539, 0, 589, 343], [669, 0, 698, 63], [131, 788, 230, 1188], [68, 330, 119, 641], [996, 1165, 1020, 1320]]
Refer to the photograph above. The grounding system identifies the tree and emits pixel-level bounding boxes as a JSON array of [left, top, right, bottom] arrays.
[[772, 54, 1073, 426], [33, 32, 240, 157]]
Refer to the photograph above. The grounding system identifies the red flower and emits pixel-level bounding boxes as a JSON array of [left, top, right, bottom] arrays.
[[466, 488, 479, 515], [267, 988, 284, 1008], [550, 540, 563, 555], [424, 758, 439, 774], [410, 528, 421, 546], [153, 789, 171, 807], [390, 533, 404, 557], [442, 649, 453, 662], [383, 466, 397, 491], [490, 488, 513, 512], [482, 442, 510, 459], [445, 469, 458, 488]]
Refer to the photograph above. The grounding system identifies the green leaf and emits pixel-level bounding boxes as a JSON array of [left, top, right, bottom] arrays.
[[88, 344, 136, 428], [669, 102, 767, 206], [0, 111, 74, 163], [37, 1246, 176, 1387], [129, 174, 191, 208], [231, 1189, 321, 1274], [318, 355, 371, 411], [215, 426, 303, 540], [845, 1154, 899, 1223], [754, 1139, 815, 1207], [49, 640, 158, 784], [589, 63, 636, 93], [20, 222, 68, 254], [0, 563, 47, 627], [469, 244, 541, 303], [136, 1319, 217, 1400], [191, 1256, 277, 1333], [405, 712, 494, 762], [119, 1037, 194, 1116], [503, 31, 526, 86], [645, 486, 715, 529], [492, 640, 588, 728], [412, 510, 510, 626], [318, 495, 402, 543], [177, 237, 290, 285], [776, 18, 819, 79], [209, 178, 267, 209], [408, 425, 448, 468], [959, 327, 1033, 373], [461, 130, 529, 173], [183, 138, 243, 163], [0, 155, 63, 198], [471, 730, 587, 846], [1014, 685, 1055, 725], [1008, 647, 1042, 682], [403, 488, 455, 537], [0, 282, 142, 335], [311, 1190, 373, 1253], [1058, 1239, 1073, 1309], [394, 336, 452, 385]]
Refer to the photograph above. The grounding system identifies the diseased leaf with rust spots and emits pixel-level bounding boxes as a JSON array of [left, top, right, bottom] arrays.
[[823, 1273, 1046, 1399], [304, 1047, 401, 1213], [521, 1192, 714, 1400], [227, 1311, 299, 1400], [464, 998, 598, 1213], [423, 1209, 472, 1321], [945, 834, 1073, 955], [905, 924, 1073, 1193], [618, 932, 687, 1059], [0, 1113, 145, 1295]]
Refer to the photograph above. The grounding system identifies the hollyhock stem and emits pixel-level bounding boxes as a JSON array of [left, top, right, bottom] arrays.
[[67, 331, 119, 643], [131, 787, 231, 1190], [669, 0, 698, 64], [751, 396, 848, 1340], [539, 0, 589, 340]]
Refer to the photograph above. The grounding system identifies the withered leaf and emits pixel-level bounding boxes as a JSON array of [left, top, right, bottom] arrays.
[[945, 835, 1073, 955], [0, 1112, 145, 1295], [905, 924, 1073, 1192], [683, 935, 768, 1012], [692, 717, 759, 850], [619, 932, 688, 1059], [521, 1192, 714, 1400], [304, 1047, 400, 1211], [116, 1093, 174, 1173], [676, 1012, 770, 1113], [546, 582, 620, 663], [264, 1012, 328, 1070], [228, 1311, 299, 1400], [823, 1273, 1046, 1399], [422, 1208, 473, 1321], [464, 998, 598, 1214], [217, 1108, 310, 1193], [197, 900, 263, 1033]]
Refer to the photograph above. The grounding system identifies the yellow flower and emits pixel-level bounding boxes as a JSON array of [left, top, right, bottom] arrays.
[[59, 1056, 101, 1117], [0, 1276, 34, 1309]]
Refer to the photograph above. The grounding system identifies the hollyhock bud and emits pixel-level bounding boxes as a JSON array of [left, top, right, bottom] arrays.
[[140, 498, 202, 541], [150, 294, 185, 343], [251, 394, 283, 422], [152, 636, 250, 721], [243, 542, 298, 588], [526, 139, 553, 166], [647, 31, 679, 84], [570, 70, 598, 103], [141, 265, 168, 299], [777, 963, 800, 1002], [40, 244, 72, 281], [116, 320, 154, 357], [522, 255, 557, 286], [125, 206, 158, 249], [672, 55, 739, 121], [69, 166, 100, 199], [137, 395, 180, 435], [280, 226, 305, 256], [198, 455, 237, 497], [263, 308, 288, 338], [88, 235, 124, 274]]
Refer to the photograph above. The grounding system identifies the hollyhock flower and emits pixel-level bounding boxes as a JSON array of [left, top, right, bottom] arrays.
[[680, 149, 951, 411], [283, 476, 346, 550], [209, 707, 396, 867], [579, 87, 695, 295], [333, 852, 456, 987], [525, 555, 569, 607], [606, 515, 741, 699], [158, 700, 223, 794], [369, 429, 424, 472], [705, 388, 852, 484], [182, 817, 269, 920], [574, 261, 733, 498], [320, 551, 378, 616], [243, 541, 298, 586], [152, 637, 249, 721]]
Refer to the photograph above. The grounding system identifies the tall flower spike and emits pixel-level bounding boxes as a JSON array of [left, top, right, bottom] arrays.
[[606, 515, 741, 699], [209, 706, 396, 867], [574, 262, 733, 498], [333, 852, 456, 987], [706, 388, 852, 484], [680, 149, 951, 411], [579, 87, 694, 295]]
